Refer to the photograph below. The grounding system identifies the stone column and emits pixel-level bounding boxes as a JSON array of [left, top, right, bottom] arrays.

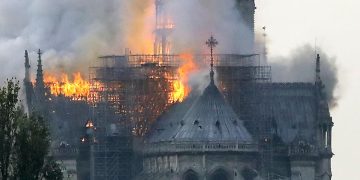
[[317, 158, 332, 180], [290, 160, 316, 180]]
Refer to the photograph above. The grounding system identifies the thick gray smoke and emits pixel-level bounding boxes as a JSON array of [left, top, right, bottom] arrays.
[[0, 0, 132, 81], [166, 0, 253, 54], [270, 45, 338, 107], [0, 0, 253, 82]]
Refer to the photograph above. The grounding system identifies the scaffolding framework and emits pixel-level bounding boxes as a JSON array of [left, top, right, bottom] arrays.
[[87, 53, 273, 179], [154, 0, 174, 55], [91, 136, 133, 180], [89, 54, 270, 135], [89, 56, 178, 136]]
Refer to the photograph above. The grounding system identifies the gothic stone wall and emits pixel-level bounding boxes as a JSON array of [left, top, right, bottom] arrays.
[[140, 153, 259, 180]]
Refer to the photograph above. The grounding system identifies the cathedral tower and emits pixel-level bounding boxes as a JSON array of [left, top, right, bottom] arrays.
[[236, 0, 256, 33], [236, 0, 256, 52]]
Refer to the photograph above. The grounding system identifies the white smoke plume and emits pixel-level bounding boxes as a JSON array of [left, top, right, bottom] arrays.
[[270, 45, 339, 107]]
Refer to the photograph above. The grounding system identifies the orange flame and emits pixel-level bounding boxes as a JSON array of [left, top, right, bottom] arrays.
[[171, 53, 197, 102], [124, 0, 155, 54], [44, 72, 90, 99]]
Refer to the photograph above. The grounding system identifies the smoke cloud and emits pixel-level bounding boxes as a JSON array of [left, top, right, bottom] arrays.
[[0, 0, 253, 82], [269, 45, 339, 107], [0, 0, 156, 81], [166, 0, 253, 54], [0, 1, 338, 106]]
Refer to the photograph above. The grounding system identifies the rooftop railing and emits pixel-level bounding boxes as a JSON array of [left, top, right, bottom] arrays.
[[144, 141, 258, 155]]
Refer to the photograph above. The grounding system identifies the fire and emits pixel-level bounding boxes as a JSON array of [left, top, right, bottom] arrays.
[[123, 0, 155, 54], [44, 72, 90, 99], [171, 53, 197, 102], [172, 80, 186, 102]]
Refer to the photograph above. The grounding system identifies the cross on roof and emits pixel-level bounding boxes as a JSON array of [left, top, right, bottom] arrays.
[[206, 35, 218, 84], [206, 36, 218, 49], [38, 49, 42, 56]]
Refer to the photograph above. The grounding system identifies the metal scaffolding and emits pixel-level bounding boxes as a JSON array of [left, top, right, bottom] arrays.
[[91, 136, 133, 180], [88, 53, 273, 179], [89, 55, 179, 136], [154, 0, 174, 55], [89, 54, 270, 134]]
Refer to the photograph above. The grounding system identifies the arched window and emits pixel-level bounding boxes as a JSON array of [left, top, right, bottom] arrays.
[[210, 169, 229, 180], [325, 130, 328, 147], [183, 170, 199, 180]]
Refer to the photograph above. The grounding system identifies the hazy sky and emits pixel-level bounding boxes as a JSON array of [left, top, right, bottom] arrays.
[[256, 0, 360, 179]]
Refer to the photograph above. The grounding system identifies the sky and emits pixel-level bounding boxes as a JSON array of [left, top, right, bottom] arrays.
[[255, 0, 360, 179]]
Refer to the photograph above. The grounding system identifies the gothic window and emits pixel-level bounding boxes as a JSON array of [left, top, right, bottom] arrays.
[[325, 130, 328, 148]]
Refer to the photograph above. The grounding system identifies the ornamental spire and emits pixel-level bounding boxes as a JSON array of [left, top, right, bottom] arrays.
[[36, 49, 45, 92], [24, 50, 31, 82], [206, 35, 218, 85], [315, 54, 321, 84]]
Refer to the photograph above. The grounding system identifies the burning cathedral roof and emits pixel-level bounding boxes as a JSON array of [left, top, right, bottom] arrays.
[[147, 36, 253, 144], [147, 78, 253, 143]]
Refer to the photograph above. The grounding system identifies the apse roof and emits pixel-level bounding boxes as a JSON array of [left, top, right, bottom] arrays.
[[147, 80, 253, 143], [244, 83, 319, 144]]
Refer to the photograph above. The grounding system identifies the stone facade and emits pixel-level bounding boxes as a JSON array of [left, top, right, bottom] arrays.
[[135, 55, 334, 180], [140, 153, 259, 180]]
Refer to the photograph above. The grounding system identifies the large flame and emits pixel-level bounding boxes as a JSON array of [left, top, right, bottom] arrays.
[[44, 72, 90, 99], [171, 53, 197, 102], [123, 0, 155, 54]]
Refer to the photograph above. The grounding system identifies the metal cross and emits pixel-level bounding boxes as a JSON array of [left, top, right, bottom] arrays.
[[206, 36, 218, 84], [206, 36, 218, 68]]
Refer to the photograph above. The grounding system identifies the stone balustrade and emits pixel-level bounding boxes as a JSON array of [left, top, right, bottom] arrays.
[[144, 141, 258, 155]]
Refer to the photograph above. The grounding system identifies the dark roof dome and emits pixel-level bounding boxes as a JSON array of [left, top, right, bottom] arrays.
[[145, 36, 256, 155], [147, 80, 253, 143]]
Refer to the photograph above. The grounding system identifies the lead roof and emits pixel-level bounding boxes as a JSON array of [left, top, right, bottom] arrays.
[[147, 80, 253, 143]]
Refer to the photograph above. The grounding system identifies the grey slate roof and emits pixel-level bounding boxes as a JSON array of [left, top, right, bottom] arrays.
[[147, 81, 253, 143], [147, 82, 320, 146], [240, 83, 318, 144]]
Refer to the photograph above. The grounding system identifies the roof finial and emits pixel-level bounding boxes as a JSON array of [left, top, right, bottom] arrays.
[[206, 35, 218, 85], [38, 49, 42, 64], [262, 26, 268, 63], [315, 54, 321, 85], [24, 50, 31, 82], [36, 49, 45, 91], [24, 50, 30, 68]]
